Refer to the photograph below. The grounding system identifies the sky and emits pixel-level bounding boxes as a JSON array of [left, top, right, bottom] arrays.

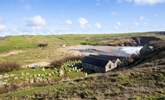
[[0, 0, 165, 36]]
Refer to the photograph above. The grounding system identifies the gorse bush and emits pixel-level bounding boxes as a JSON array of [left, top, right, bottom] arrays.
[[37, 42, 48, 48], [0, 62, 20, 72], [50, 56, 83, 68], [80, 41, 98, 45]]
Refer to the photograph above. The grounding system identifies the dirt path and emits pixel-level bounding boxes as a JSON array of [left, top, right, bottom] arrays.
[[0, 50, 24, 57], [22, 62, 51, 68]]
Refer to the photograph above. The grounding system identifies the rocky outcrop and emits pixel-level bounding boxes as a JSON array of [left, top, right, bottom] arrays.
[[140, 44, 154, 56], [100, 37, 138, 46], [153, 31, 165, 35], [94, 36, 161, 46], [105, 59, 122, 72], [132, 36, 161, 46]]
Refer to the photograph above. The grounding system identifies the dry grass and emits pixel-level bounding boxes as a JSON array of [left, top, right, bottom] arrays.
[[0, 47, 72, 66], [0, 62, 20, 73]]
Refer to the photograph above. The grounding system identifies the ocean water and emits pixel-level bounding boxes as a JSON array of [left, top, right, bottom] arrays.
[[119, 46, 143, 55]]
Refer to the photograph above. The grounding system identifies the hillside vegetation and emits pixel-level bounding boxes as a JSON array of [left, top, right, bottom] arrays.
[[0, 32, 160, 65], [1, 39, 165, 100], [0, 32, 165, 99], [0, 32, 149, 53]]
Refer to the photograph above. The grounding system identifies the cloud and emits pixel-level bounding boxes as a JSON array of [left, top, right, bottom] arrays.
[[117, 22, 121, 26], [114, 22, 121, 30], [0, 24, 6, 32], [78, 17, 88, 28], [114, 26, 119, 30], [0, 18, 6, 32], [95, 22, 102, 29], [132, 16, 147, 27], [119, 0, 165, 5], [134, 21, 139, 26], [66, 19, 72, 25], [27, 15, 46, 29], [139, 16, 144, 21], [111, 11, 118, 16]]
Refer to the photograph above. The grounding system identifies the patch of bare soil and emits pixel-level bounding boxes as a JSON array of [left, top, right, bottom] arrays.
[[23, 62, 50, 68], [0, 50, 24, 57]]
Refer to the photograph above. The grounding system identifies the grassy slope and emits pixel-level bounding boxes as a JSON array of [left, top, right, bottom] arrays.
[[0, 32, 150, 65], [0, 32, 165, 99], [0, 35, 77, 65], [0, 33, 164, 99], [0, 60, 86, 95], [1, 43, 165, 100], [0, 32, 146, 53]]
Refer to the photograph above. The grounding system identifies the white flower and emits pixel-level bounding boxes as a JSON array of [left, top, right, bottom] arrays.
[[10, 74, 15, 77], [42, 68, 45, 71], [85, 73, 88, 77], [3, 74, 9, 78], [14, 77, 18, 80], [2, 82, 7, 85], [0, 75, 3, 79], [49, 73, 52, 76]]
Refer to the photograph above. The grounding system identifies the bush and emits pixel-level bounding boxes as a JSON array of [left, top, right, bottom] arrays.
[[0, 62, 20, 72], [37, 42, 48, 48], [80, 41, 98, 45], [50, 56, 83, 68]]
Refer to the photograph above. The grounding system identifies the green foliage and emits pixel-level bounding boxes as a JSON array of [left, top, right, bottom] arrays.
[[50, 56, 83, 68], [62, 60, 83, 78], [0, 36, 37, 52], [0, 65, 84, 85], [80, 41, 98, 45], [1, 64, 165, 99], [0, 60, 85, 94]]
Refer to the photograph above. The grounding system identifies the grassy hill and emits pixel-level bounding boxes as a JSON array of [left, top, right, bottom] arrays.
[[0, 32, 150, 53], [0, 32, 165, 99], [1, 40, 165, 100], [0, 32, 160, 65]]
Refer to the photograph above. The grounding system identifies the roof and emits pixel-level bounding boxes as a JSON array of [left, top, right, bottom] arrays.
[[82, 54, 126, 68]]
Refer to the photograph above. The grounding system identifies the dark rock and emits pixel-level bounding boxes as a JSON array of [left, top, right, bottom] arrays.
[[140, 44, 153, 56], [37, 42, 48, 48], [132, 36, 161, 46]]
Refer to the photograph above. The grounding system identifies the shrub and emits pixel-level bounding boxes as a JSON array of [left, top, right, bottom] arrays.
[[0, 62, 20, 72], [37, 42, 48, 48], [50, 56, 83, 68], [80, 41, 98, 45]]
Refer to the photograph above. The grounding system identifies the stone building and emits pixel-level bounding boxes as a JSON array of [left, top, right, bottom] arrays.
[[81, 55, 126, 73]]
